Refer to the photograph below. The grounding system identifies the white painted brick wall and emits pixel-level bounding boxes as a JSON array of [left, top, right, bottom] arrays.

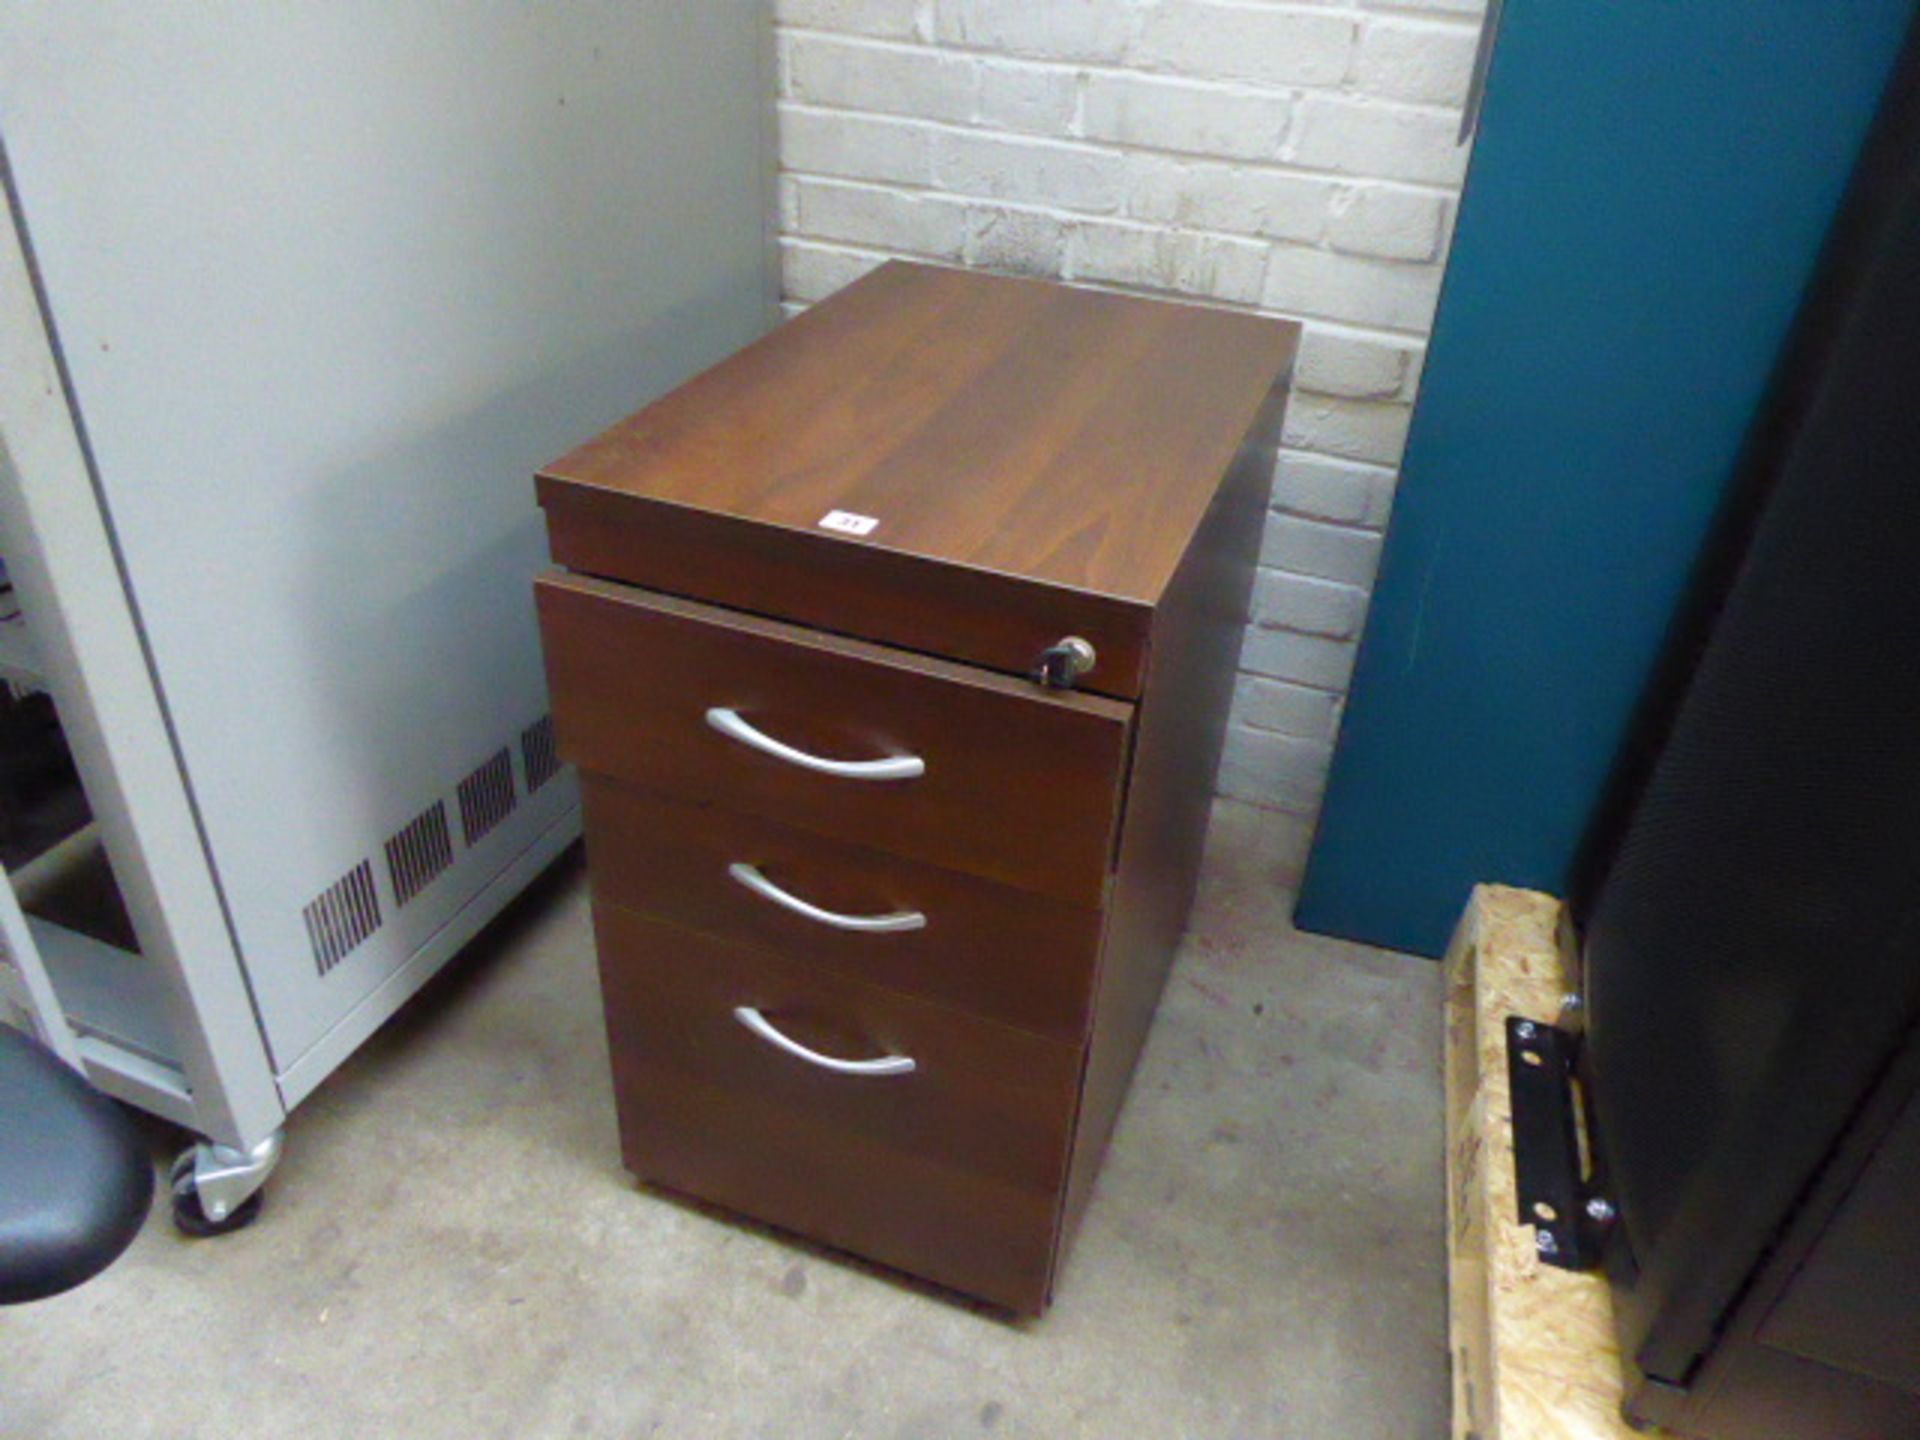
[[933, 131, 1126, 212], [1083, 73, 1294, 161], [773, 0, 1487, 823]]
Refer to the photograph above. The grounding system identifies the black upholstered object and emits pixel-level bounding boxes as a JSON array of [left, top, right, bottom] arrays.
[[0, 1025, 152, 1303]]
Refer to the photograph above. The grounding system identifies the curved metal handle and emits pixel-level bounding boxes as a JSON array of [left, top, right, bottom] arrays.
[[728, 863, 926, 933], [732, 1006, 916, 1076], [704, 707, 925, 781]]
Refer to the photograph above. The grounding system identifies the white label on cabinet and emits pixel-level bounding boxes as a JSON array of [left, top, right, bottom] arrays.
[[818, 509, 879, 536]]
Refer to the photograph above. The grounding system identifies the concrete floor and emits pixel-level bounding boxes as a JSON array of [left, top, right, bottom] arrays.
[[2, 800, 1447, 1440]]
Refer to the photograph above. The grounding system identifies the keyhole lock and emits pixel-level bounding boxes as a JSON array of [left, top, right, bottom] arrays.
[[1035, 636, 1097, 690]]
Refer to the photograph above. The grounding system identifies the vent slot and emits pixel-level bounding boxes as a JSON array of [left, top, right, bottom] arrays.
[[521, 714, 560, 793], [303, 860, 381, 976], [457, 748, 517, 846], [384, 801, 454, 908]]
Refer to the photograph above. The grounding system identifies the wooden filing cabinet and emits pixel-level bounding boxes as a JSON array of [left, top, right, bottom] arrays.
[[534, 261, 1298, 1314]]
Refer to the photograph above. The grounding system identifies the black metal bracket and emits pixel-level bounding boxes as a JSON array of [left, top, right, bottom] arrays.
[[1506, 1016, 1613, 1270]]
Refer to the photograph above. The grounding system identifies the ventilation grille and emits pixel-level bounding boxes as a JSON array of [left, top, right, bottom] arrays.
[[384, 801, 454, 909], [303, 860, 381, 976], [457, 748, 517, 846], [521, 714, 560, 794]]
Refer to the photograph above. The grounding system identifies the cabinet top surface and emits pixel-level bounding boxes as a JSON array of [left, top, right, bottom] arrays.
[[538, 262, 1297, 605]]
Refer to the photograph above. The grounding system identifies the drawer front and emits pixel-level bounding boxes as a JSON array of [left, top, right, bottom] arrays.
[[594, 903, 1080, 1312], [538, 573, 1133, 906], [582, 776, 1104, 1041], [541, 481, 1155, 701]]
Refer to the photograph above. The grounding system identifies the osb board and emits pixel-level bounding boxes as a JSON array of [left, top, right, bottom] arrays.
[[1443, 884, 1677, 1440]]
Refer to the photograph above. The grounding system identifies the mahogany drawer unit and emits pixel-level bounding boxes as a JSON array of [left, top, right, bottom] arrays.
[[533, 260, 1298, 1315]]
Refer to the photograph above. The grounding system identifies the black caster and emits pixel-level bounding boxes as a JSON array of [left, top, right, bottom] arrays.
[[169, 1150, 265, 1238]]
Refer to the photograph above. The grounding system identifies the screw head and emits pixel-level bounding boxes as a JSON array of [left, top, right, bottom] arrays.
[[1586, 1196, 1616, 1223], [1535, 1230, 1558, 1255], [1514, 1020, 1537, 1041], [1560, 992, 1584, 1013]]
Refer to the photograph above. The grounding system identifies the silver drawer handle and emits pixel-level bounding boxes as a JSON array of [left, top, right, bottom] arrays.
[[704, 707, 925, 781], [728, 863, 926, 933], [732, 1006, 916, 1076]]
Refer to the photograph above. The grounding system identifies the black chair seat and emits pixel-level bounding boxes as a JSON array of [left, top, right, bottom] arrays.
[[0, 1025, 153, 1303]]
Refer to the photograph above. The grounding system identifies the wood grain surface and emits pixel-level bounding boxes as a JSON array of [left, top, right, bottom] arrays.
[[535, 266, 1301, 1314], [580, 775, 1105, 1043], [594, 902, 1079, 1314], [538, 573, 1133, 907], [538, 261, 1299, 699]]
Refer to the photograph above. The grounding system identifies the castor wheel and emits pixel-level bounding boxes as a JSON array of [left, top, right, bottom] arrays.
[[169, 1150, 265, 1238]]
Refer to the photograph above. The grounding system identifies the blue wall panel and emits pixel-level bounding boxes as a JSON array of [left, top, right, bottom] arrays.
[[1296, 1, 1915, 956]]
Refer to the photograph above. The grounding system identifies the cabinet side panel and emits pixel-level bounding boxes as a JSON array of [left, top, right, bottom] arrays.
[[1757, 1078, 1920, 1391], [0, 7, 773, 1072], [1056, 368, 1289, 1268], [1623, 1033, 1920, 1435]]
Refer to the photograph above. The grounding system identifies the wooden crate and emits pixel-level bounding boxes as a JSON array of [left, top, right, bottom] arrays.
[[1443, 885, 1677, 1439]]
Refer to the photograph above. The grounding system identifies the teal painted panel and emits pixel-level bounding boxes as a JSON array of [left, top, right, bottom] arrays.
[[1296, 1, 1916, 956]]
